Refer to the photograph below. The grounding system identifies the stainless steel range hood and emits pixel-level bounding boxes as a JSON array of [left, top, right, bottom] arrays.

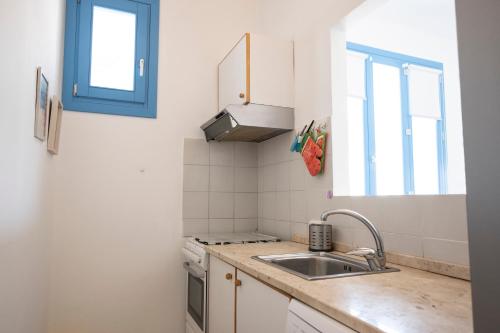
[[200, 104, 294, 143]]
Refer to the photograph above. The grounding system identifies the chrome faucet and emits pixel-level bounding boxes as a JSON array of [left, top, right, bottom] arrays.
[[320, 209, 386, 270]]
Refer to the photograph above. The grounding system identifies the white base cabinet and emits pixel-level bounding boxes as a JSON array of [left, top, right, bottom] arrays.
[[208, 255, 289, 333], [209, 256, 235, 333], [236, 270, 289, 333]]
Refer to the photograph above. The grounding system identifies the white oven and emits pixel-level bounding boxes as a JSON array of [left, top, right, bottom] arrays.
[[184, 261, 207, 333], [182, 233, 279, 333], [183, 239, 209, 333]]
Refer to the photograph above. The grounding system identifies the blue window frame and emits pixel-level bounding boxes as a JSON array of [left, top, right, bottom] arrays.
[[347, 42, 448, 195], [62, 0, 159, 118]]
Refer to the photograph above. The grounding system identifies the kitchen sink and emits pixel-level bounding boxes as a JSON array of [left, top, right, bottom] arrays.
[[252, 252, 399, 280]]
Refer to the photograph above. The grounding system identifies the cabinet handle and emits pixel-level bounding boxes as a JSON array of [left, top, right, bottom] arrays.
[[239, 92, 245, 98], [235, 279, 242, 286], [225, 273, 233, 280]]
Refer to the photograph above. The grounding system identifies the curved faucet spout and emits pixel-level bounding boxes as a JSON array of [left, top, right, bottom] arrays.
[[320, 209, 386, 268]]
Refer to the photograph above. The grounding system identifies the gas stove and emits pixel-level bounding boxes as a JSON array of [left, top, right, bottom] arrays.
[[191, 232, 280, 245]]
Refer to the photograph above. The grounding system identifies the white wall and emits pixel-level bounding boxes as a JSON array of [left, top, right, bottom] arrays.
[[48, 1, 258, 333], [344, 0, 466, 194], [0, 1, 65, 332]]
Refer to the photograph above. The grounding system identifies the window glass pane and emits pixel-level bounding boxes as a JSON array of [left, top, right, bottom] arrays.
[[90, 6, 136, 91], [347, 97, 366, 195], [412, 117, 440, 194], [372, 63, 405, 195]]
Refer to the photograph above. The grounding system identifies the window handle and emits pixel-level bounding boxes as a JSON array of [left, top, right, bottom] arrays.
[[139, 58, 145, 77]]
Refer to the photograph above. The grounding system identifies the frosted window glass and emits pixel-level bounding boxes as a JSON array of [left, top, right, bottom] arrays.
[[407, 65, 442, 119], [347, 97, 366, 195], [90, 6, 136, 91], [372, 63, 405, 195], [347, 51, 368, 99], [412, 117, 440, 194]]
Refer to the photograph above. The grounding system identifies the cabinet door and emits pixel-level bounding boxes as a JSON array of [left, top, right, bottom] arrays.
[[209, 256, 236, 333], [218, 33, 249, 111], [236, 270, 289, 333]]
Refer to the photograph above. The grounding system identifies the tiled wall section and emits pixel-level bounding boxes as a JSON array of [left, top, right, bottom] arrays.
[[257, 131, 470, 267], [183, 139, 259, 235]]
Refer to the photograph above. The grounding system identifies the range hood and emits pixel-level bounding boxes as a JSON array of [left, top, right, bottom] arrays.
[[200, 104, 294, 143]]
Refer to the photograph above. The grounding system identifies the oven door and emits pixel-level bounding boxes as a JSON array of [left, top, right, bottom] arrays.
[[184, 262, 207, 333]]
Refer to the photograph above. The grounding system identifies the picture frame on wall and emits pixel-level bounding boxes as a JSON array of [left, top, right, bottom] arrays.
[[47, 96, 63, 154], [34, 66, 49, 141]]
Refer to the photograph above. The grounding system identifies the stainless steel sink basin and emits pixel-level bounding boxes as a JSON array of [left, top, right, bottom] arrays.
[[252, 252, 399, 280]]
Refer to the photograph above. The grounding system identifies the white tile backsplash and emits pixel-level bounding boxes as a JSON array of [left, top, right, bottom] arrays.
[[235, 167, 258, 192], [261, 192, 276, 220], [290, 191, 307, 223], [258, 167, 265, 193], [209, 219, 234, 233], [183, 192, 209, 219], [261, 165, 277, 192], [353, 227, 378, 249], [209, 142, 234, 166], [275, 220, 291, 240], [291, 222, 308, 239], [210, 166, 234, 192], [275, 191, 291, 221], [184, 139, 209, 165], [183, 165, 209, 191], [383, 232, 423, 257], [209, 192, 234, 219], [331, 226, 355, 246], [235, 142, 258, 167], [420, 195, 468, 241], [423, 237, 470, 266], [261, 219, 276, 236], [305, 189, 333, 221], [183, 139, 257, 236], [275, 162, 291, 191], [234, 218, 258, 232], [381, 196, 422, 235], [234, 193, 258, 218], [289, 159, 307, 191], [184, 137, 470, 267], [184, 219, 209, 235]]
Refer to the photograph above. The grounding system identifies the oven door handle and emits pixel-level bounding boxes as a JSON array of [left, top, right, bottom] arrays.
[[183, 262, 205, 279]]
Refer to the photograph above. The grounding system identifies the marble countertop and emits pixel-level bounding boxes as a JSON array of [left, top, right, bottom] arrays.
[[206, 241, 472, 333]]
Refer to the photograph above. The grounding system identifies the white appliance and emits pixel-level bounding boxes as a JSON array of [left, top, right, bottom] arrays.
[[183, 232, 279, 333], [287, 300, 355, 333], [183, 239, 208, 333]]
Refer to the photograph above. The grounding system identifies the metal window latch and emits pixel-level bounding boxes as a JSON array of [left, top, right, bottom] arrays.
[[73, 83, 78, 96], [139, 58, 145, 77], [402, 63, 409, 75], [406, 128, 412, 136]]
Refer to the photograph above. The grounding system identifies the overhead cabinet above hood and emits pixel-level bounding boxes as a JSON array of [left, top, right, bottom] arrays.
[[201, 33, 295, 143]]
